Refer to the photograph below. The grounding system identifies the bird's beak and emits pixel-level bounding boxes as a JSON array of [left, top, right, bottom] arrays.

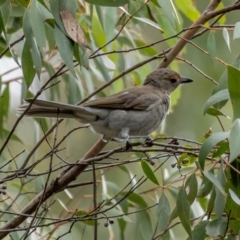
[[180, 77, 193, 84]]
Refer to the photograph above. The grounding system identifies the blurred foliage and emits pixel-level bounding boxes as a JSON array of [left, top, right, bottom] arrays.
[[0, 0, 240, 239]]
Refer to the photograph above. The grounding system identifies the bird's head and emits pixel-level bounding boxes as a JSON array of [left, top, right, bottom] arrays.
[[143, 68, 193, 94]]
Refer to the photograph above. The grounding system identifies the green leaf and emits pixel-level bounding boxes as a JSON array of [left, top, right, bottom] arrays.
[[1, 129, 23, 143], [207, 188, 216, 213], [214, 163, 226, 219], [174, 0, 200, 22], [205, 108, 230, 119], [204, 171, 226, 196], [223, 27, 231, 51], [229, 189, 240, 205], [227, 65, 240, 120], [203, 89, 229, 114], [157, 192, 170, 233], [187, 221, 209, 240], [120, 7, 163, 32], [229, 119, 240, 163], [73, 44, 89, 70], [123, 192, 148, 208], [23, 9, 42, 77], [54, 24, 76, 77], [138, 211, 153, 240], [176, 187, 192, 239], [1, 0, 11, 25], [141, 161, 159, 185], [29, 0, 46, 52], [213, 141, 229, 158], [233, 22, 240, 40], [84, 0, 129, 7], [185, 173, 198, 205], [157, 0, 178, 28], [197, 171, 213, 198], [199, 132, 229, 170], [15, 0, 30, 8], [49, 0, 65, 33], [206, 218, 227, 237], [207, 31, 216, 59], [21, 41, 36, 88], [0, 85, 10, 137]]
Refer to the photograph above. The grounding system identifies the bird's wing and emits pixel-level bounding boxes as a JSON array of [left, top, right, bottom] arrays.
[[83, 86, 163, 110]]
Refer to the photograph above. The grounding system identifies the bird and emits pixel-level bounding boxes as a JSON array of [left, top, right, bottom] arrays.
[[18, 68, 193, 141]]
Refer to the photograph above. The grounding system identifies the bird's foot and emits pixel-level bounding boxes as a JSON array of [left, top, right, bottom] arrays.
[[143, 136, 153, 147]]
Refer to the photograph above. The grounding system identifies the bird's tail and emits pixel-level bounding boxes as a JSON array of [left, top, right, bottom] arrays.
[[17, 99, 97, 122]]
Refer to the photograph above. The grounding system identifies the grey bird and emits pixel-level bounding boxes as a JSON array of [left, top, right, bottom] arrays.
[[18, 68, 193, 141]]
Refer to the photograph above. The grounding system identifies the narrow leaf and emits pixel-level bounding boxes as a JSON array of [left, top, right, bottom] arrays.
[[185, 173, 198, 205], [233, 22, 240, 40], [203, 89, 229, 114], [227, 65, 240, 120], [176, 187, 192, 239], [199, 132, 229, 170], [214, 163, 226, 219], [197, 171, 213, 198], [141, 161, 159, 185], [229, 119, 240, 162], [54, 24, 76, 77], [157, 192, 170, 232], [204, 171, 226, 196], [207, 31, 216, 59], [223, 27, 231, 51], [29, 0, 46, 52], [21, 41, 36, 88], [229, 189, 240, 205]]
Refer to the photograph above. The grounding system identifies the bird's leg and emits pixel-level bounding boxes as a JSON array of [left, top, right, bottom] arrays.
[[118, 128, 129, 141]]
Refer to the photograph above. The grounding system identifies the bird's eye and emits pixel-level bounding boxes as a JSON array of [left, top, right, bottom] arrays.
[[170, 79, 177, 83]]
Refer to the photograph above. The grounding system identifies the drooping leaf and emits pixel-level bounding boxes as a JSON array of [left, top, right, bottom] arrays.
[[229, 119, 240, 163], [157, 192, 170, 233], [141, 161, 159, 185], [229, 189, 240, 205], [227, 65, 240, 120], [203, 89, 229, 114], [212, 141, 229, 158], [185, 173, 198, 204], [23, 9, 42, 77], [205, 108, 230, 119], [214, 162, 226, 219], [233, 22, 240, 40], [29, 0, 46, 52], [54, 23, 76, 77], [0, 85, 10, 137], [223, 27, 231, 51], [207, 31, 216, 59], [21, 41, 36, 88], [204, 171, 226, 196], [123, 192, 147, 208], [176, 187, 192, 239], [199, 132, 229, 170], [197, 170, 214, 198]]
